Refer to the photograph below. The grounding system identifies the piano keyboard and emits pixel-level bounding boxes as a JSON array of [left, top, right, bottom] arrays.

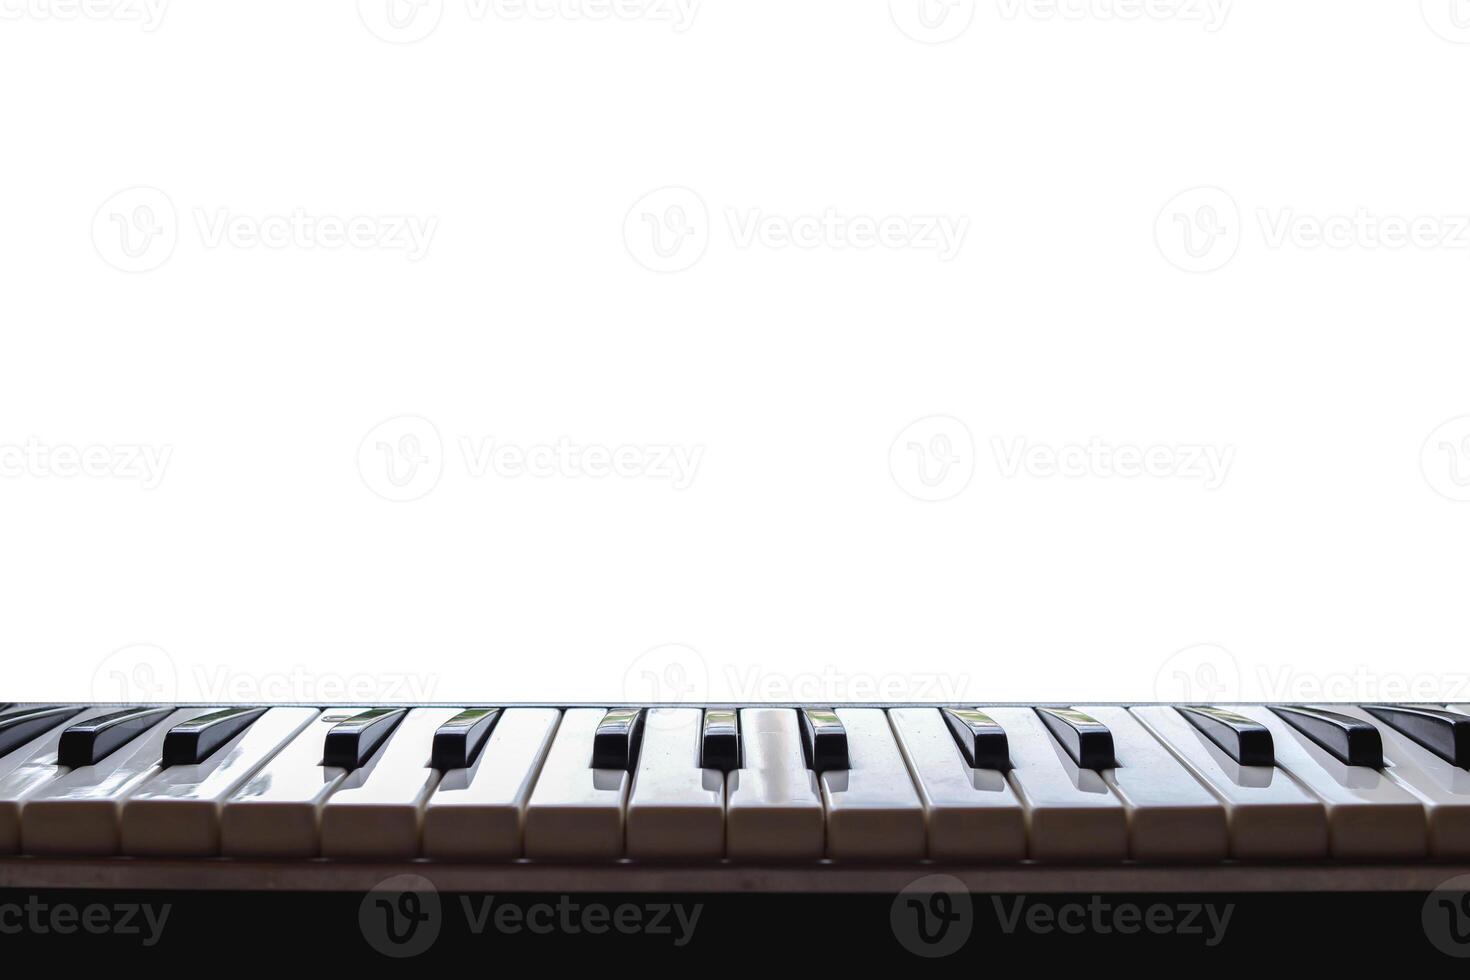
[[3, 701, 1470, 891]]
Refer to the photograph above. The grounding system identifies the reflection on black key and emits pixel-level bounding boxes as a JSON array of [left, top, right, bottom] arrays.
[[800, 708, 849, 773], [1178, 705, 1274, 766], [942, 708, 1011, 769], [1270, 705, 1383, 768], [1036, 707, 1117, 770], [591, 708, 645, 770], [700, 709, 740, 772], [431, 708, 501, 770], [162, 707, 267, 766], [322, 708, 406, 769], [1362, 704, 1470, 768], [57, 706, 171, 768], [0, 705, 84, 758]]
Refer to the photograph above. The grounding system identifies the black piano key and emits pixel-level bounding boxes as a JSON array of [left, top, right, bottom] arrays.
[[57, 706, 172, 768], [1362, 704, 1470, 768], [800, 708, 850, 773], [591, 708, 645, 770], [161, 706, 267, 766], [0, 705, 85, 758], [700, 708, 740, 772], [1036, 707, 1117, 770], [431, 708, 501, 770], [322, 708, 407, 769], [1178, 705, 1275, 767], [1270, 704, 1383, 768], [942, 707, 1011, 770]]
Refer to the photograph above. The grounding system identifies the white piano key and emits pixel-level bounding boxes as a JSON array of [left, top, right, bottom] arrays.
[[625, 708, 725, 859], [819, 708, 925, 860], [319, 707, 461, 859], [1329, 704, 1470, 858], [120, 707, 318, 856], [726, 708, 824, 860], [1080, 706, 1228, 861], [422, 708, 560, 860], [20, 708, 198, 855], [888, 708, 1025, 861], [0, 706, 115, 853], [220, 707, 367, 858], [1228, 704, 1427, 859], [523, 708, 629, 860], [983, 707, 1127, 861], [1130, 705, 1328, 860]]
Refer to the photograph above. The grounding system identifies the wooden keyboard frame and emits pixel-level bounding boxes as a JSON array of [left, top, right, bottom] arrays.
[[2, 858, 1468, 893]]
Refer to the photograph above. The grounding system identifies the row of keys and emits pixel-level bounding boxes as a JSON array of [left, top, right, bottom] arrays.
[[1, 701, 1469, 861]]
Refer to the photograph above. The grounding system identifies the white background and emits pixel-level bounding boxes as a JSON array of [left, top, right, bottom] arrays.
[[3, 0, 1470, 706]]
